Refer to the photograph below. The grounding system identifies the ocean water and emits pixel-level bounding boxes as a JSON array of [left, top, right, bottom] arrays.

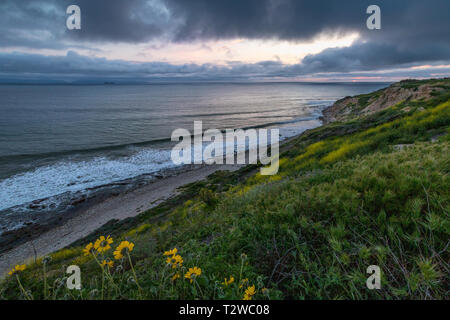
[[0, 82, 387, 229]]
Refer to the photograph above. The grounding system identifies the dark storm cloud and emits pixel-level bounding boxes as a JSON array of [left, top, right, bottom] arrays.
[[2, 0, 449, 47], [166, 0, 450, 43], [167, 0, 367, 41], [66, 0, 168, 42], [0, 0, 449, 79], [288, 41, 450, 75], [0, 0, 65, 49], [166, 0, 450, 72], [0, 0, 169, 46]]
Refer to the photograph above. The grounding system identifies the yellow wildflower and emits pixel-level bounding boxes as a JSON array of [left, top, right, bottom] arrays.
[[101, 260, 114, 268], [239, 278, 249, 288], [222, 276, 235, 286], [8, 264, 26, 276], [166, 254, 183, 269], [185, 267, 202, 283], [246, 285, 256, 296], [113, 240, 134, 260], [243, 285, 256, 300], [83, 243, 94, 256], [172, 273, 181, 281], [94, 235, 113, 253], [163, 248, 178, 256]]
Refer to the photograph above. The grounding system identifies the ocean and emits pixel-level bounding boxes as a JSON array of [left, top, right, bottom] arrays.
[[0, 82, 387, 231]]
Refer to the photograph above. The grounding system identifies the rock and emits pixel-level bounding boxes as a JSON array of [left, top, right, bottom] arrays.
[[70, 197, 86, 206]]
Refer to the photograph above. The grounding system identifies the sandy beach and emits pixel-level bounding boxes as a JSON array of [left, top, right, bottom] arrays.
[[0, 163, 242, 276]]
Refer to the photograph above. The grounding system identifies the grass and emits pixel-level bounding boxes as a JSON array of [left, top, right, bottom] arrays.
[[1, 79, 449, 300]]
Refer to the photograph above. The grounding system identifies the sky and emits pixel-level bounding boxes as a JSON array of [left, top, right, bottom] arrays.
[[0, 0, 449, 83]]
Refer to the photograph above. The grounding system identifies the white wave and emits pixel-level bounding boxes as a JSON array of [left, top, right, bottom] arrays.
[[0, 148, 176, 211]]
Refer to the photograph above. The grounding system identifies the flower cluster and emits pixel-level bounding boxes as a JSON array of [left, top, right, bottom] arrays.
[[94, 235, 113, 253], [8, 264, 26, 276], [83, 243, 95, 256], [222, 276, 235, 287], [243, 285, 256, 300], [114, 241, 134, 260], [166, 254, 183, 269], [82, 236, 135, 263], [185, 267, 202, 283], [164, 247, 183, 269], [163, 248, 178, 256], [83, 235, 114, 256], [239, 278, 249, 289], [171, 273, 181, 281], [101, 260, 114, 268]]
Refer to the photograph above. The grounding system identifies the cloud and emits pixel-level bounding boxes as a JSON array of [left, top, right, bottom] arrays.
[[0, 0, 449, 79], [0, 0, 172, 48], [0, 51, 448, 83], [290, 40, 450, 74]]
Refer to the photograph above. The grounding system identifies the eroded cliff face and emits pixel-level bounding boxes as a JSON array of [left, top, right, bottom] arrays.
[[322, 78, 450, 123]]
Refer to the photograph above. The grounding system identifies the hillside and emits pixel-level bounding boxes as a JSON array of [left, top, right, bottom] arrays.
[[323, 78, 450, 123], [1, 78, 449, 300]]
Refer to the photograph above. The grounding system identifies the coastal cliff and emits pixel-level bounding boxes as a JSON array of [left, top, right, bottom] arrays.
[[323, 78, 450, 123]]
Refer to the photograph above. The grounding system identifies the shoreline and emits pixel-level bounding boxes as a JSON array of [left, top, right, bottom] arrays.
[[0, 128, 317, 276], [0, 163, 243, 275]]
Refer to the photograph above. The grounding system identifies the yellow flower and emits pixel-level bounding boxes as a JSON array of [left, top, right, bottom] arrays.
[[83, 243, 94, 256], [242, 285, 256, 300], [239, 278, 249, 288], [166, 254, 183, 269], [8, 264, 26, 276], [163, 248, 178, 256], [172, 273, 181, 281], [101, 260, 114, 268], [184, 267, 202, 283], [222, 276, 235, 286], [94, 235, 113, 253], [245, 285, 256, 296], [113, 240, 134, 260]]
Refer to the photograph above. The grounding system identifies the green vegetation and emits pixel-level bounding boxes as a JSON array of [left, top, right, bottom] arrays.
[[398, 78, 450, 90], [1, 79, 449, 300]]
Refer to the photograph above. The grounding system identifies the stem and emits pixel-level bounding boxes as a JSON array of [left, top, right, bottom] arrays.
[[101, 267, 105, 300], [91, 251, 102, 268], [43, 263, 48, 300], [105, 266, 120, 297], [238, 258, 244, 292], [158, 266, 168, 299], [101, 253, 105, 300], [16, 275, 32, 300], [194, 278, 204, 299], [90, 251, 106, 299], [127, 251, 143, 298]]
